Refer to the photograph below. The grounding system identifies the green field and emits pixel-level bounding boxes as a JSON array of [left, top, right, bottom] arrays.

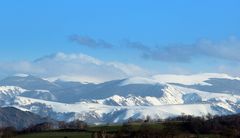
[[12, 123, 223, 138], [14, 123, 158, 138], [15, 132, 91, 138], [14, 132, 220, 138]]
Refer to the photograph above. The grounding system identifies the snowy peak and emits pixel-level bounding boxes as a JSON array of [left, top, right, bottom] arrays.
[[0, 74, 60, 90], [0, 86, 26, 97], [153, 73, 240, 85], [0, 86, 27, 106], [121, 73, 240, 86], [0, 86, 26, 92]]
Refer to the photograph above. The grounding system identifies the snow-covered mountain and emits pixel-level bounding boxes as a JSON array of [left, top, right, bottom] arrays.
[[1, 73, 240, 124]]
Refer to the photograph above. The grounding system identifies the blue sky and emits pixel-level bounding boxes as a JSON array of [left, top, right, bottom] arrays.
[[0, 0, 240, 81]]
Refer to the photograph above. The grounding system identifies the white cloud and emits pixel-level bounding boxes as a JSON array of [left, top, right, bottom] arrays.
[[0, 52, 149, 83]]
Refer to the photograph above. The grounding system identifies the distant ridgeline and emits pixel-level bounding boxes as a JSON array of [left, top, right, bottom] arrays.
[[1, 73, 240, 124]]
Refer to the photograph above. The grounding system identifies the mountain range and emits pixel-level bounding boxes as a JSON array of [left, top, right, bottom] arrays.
[[1, 73, 240, 125]]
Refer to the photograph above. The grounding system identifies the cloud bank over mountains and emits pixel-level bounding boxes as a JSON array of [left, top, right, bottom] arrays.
[[0, 52, 149, 83], [1, 36, 240, 82]]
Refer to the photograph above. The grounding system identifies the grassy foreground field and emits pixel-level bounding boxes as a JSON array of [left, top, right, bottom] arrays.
[[14, 132, 220, 138], [14, 132, 219, 138], [15, 132, 91, 138], [14, 123, 155, 138], [13, 123, 221, 138]]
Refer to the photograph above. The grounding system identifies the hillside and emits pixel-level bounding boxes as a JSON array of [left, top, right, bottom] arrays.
[[0, 107, 52, 130]]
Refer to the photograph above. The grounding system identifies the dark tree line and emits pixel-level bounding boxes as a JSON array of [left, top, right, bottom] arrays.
[[169, 114, 240, 137], [0, 120, 88, 138], [2, 114, 240, 138], [94, 114, 240, 138], [23, 120, 87, 133]]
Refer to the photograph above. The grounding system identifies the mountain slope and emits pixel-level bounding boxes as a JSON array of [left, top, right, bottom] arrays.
[[0, 107, 52, 130], [1, 73, 240, 124], [0, 86, 26, 106], [13, 96, 216, 123], [11, 84, 240, 123]]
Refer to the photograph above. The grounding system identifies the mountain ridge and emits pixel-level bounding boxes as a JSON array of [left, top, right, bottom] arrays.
[[1, 73, 240, 124]]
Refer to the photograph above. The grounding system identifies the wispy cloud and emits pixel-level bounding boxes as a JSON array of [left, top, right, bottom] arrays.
[[123, 39, 150, 52], [69, 35, 240, 63], [69, 34, 113, 49], [124, 36, 240, 63]]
